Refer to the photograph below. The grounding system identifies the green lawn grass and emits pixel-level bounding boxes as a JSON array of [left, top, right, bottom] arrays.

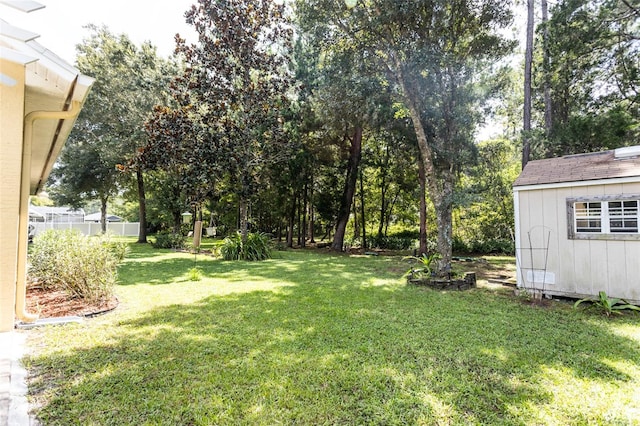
[[25, 242, 640, 425]]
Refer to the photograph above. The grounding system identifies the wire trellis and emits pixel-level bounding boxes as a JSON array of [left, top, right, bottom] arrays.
[[515, 226, 553, 297]]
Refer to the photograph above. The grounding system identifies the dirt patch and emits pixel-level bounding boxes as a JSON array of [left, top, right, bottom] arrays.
[[454, 258, 517, 285], [26, 287, 118, 318]]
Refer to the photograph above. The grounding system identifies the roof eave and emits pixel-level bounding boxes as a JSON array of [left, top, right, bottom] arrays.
[[2, 27, 95, 194], [513, 175, 640, 192]]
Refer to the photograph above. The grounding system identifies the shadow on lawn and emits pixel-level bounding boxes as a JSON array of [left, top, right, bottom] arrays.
[[28, 269, 640, 425]]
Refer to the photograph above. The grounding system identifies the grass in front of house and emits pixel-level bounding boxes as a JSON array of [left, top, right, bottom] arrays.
[[25, 243, 640, 425]]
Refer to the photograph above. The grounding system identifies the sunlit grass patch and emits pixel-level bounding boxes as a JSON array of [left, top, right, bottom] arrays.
[[24, 244, 640, 425]]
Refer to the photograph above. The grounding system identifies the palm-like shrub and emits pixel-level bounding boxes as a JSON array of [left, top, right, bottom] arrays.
[[220, 232, 272, 261]]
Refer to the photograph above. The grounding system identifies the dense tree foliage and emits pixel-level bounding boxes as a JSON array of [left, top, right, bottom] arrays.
[[297, 0, 514, 268], [454, 139, 520, 253], [171, 0, 294, 242], [50, 1, 638, 259], [50, 26, 176, 238], [530, 0, 639, 157]]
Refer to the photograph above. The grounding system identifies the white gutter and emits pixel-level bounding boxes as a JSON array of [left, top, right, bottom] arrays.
[[0, 1, 45, 13], [513, 175, 640, 192], [15, 101, 81, 324]]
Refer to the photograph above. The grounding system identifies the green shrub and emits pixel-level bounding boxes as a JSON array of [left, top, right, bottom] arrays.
[[367, 235, 416, 250], [28, 229, 76, 291], [387, 229, 421, 240], [28, 230, 124, 302], [453, 237, 514, 255], [365, 230, 425, 251], [100, 232, 130, 261], [273, 241, 288, 251], [221, 232, 272, 261], [403, 252, 442, 278], [153, 232, 186, 249]]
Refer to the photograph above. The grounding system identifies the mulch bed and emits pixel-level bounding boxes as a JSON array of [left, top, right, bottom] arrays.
[[26, 287, 118, 318]]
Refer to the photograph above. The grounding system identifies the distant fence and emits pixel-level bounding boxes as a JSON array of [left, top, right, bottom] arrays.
[[32, 222, 140, 237]]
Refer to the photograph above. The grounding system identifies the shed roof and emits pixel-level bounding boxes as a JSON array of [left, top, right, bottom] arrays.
[[514, 146, 640, 188]]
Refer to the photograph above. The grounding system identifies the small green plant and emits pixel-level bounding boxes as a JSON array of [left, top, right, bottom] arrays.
[[220, 232, 272, 261], [187, 267, 203, 281], [403, 252, 442, 278], [574, 291, 640, 317]]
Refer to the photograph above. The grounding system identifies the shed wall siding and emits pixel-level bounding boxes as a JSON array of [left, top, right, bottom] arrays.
[[555, 187, 576, 294], [517, 181, 640, 303], [625, 242, 640, 301]]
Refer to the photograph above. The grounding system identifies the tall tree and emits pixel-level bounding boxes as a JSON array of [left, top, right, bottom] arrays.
[[174, 0, 294, 242], [142, 105, 212, 232], [534, 0, 639, 157], [298, 0, 514, 270], [455, 139, 520, 251], [297, 5, 402, 252], [332, 127, 363, 250], [51, 26, 175, 237], [541, 0, 552, 137], [523, 0, 535, 168]]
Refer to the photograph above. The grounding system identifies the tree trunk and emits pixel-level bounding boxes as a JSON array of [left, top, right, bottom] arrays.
[[239, 197, 249, 242], [136, 167, 148, 243], [359, 167, 367, 250], [541, 0, 552, 137], [331, 127, 363, 251], [100, 195, 108, 234], [389, 54, 453, 271], [523, 0, 535, 168], [377, 146, 388, 238], [417, 153, 428, 255], [297, 190, 303, 246], [352, 191, 360, 239], [172, 209, 182, 234], [309, 178, 315, 243], [287, 190, 295, 247], [301, 182, 308, 248], [172, 184, 182, 234]]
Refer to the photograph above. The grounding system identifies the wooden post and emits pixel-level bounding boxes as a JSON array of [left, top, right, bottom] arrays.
[[193, 220, 202, 250]]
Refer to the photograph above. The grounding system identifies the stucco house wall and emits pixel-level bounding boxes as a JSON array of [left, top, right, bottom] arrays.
[[514, 147, 640, 304], [0, 7, 93, 331], [0, 57, 27, 330]]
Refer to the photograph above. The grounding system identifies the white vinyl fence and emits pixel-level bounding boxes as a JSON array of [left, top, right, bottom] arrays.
[[32, 222, 140, 237]]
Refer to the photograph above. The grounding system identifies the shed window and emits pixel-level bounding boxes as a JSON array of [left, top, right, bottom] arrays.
[[569, 197, 640, 240], [575, 202, 602, 232], [609, 201, 638, 233]]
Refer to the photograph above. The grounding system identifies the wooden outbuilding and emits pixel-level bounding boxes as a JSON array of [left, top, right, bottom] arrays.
[[513, 146, 640, 303]]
